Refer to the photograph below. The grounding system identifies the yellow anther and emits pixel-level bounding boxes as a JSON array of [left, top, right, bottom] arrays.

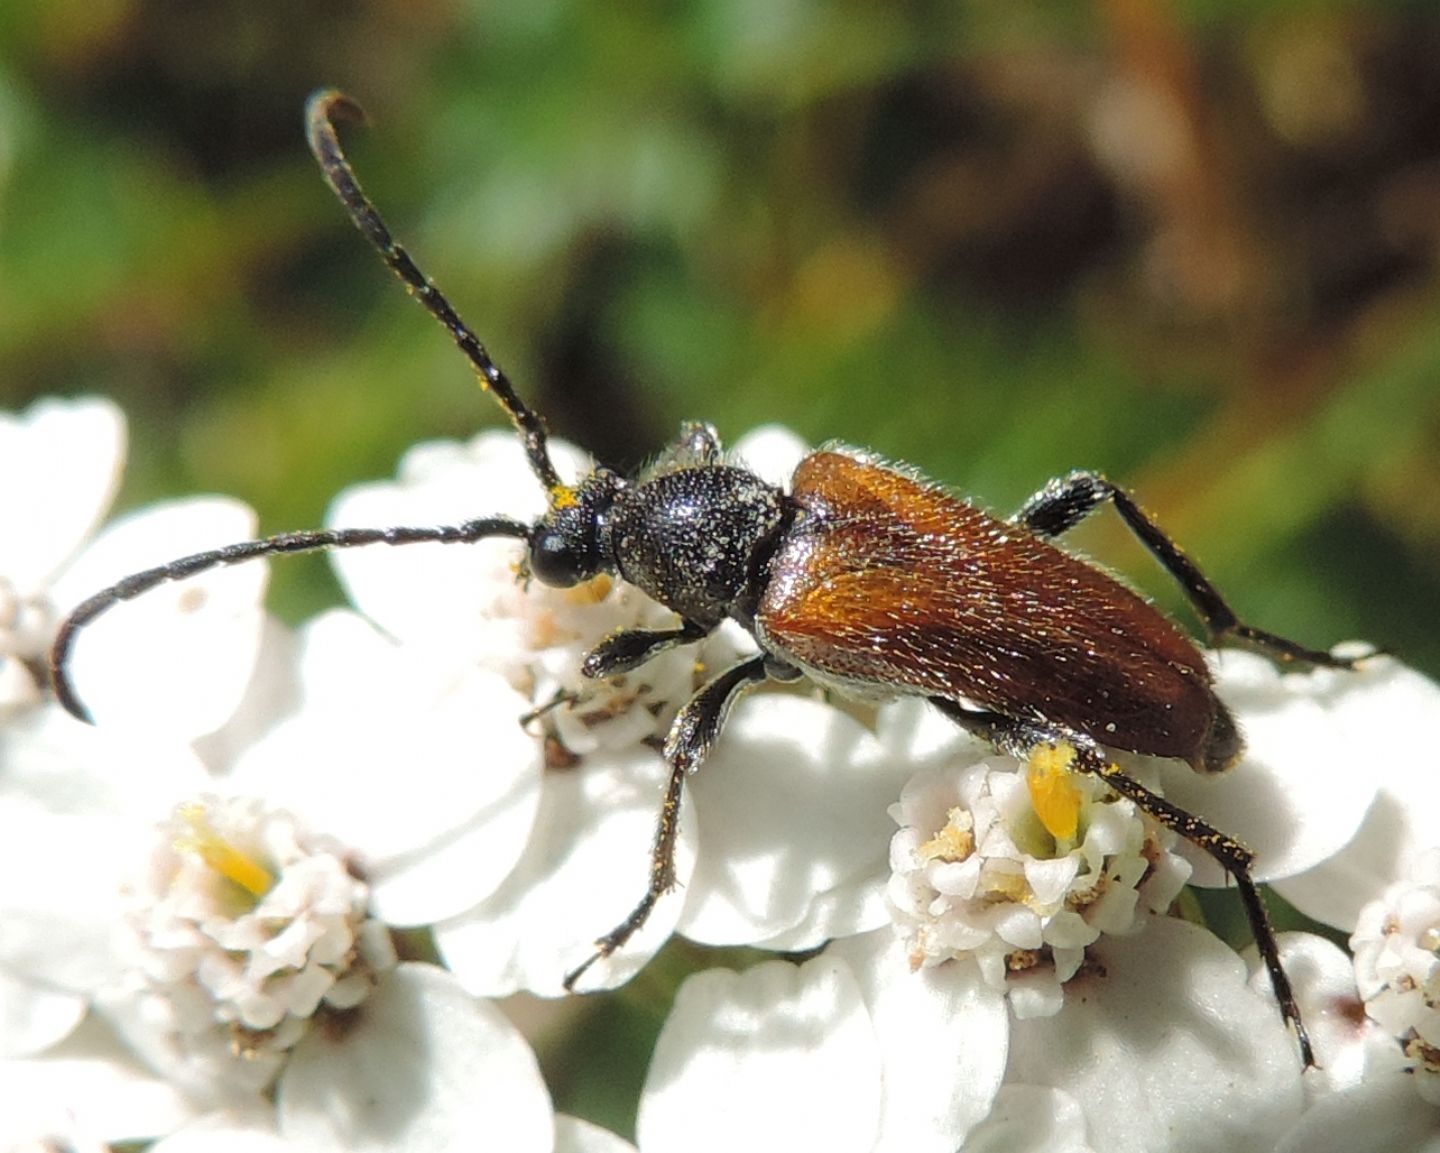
[[919, 807, 975, 863], [174, 803, 275, 899], [1026, 742, 1083, 843]]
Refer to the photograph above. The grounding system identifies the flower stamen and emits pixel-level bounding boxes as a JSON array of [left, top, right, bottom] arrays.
[[173, 801, 275, 900], [1026, 742, 1082, 842]]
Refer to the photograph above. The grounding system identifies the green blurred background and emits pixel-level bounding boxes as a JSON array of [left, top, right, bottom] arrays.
[[2, 0, 1438, 1132]]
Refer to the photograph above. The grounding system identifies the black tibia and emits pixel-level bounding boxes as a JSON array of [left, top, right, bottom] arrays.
[[662, 655, 770, 773], [582, 619, 711, 679], [47, 517, 531, 724], [1012, 470, 1370, 671], [563, 654, 769, 992], [562, 755, 686, 993], [304, 90, 562, 494], [928, 698, 1317, 1069]]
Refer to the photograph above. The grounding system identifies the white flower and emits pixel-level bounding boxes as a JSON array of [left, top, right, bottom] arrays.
[[637, 943, 1008, 1153], [102, 795, 398, 1103], [0, 1014, 197, 1151], [0, 397, 125, 713], [1247, 933, 1440, 1152], [884, 708, 1189, 1018], [877, 697, 1194, 1021], [1272, 657, 1440, 931], [1350, 846, 1440, 1104], [1, 597, 549, 1137], [134, 964, 569, 1153], [227, 609, 544, 928], [1002, 917, 1306, 1151], [0, 395, 270, 740]]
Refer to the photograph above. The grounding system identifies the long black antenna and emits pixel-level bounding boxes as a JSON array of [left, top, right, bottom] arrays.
[[305, 88, 565, 497], [48, 518, 532, 723]]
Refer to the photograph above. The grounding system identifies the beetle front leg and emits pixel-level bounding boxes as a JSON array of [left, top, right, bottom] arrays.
[[581, 619, 711, 678], [563, 654, 770, 992]]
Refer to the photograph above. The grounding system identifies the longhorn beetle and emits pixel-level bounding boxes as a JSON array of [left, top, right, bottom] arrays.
[[49, 88, 1371, 1067]]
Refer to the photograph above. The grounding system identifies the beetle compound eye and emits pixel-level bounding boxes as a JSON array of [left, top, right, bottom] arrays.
[[529, 527, 590, 588]]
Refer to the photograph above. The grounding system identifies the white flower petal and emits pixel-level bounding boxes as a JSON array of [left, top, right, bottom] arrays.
[[555, 1114, 638, 1153], [0, 653, 42, 712], [678, 694, 909, 948], [435, 745, 694, 997], [0, 1012, 198, 1145], [637, 957, 882, 1153], [829, 928, 1008, 1151], [0, 806, 136, 993], [1346, 847, 1440, 1099], [191, 615, 303, 775], [1006, 917, 1305, 1153], [960, 1085, 1097, 1153], [1276, 659, 1440, 930], [0, 396, 125, 592], [0, 966, 86, 1058], [1, 703, 212, 821], [1160, 651, 1372, 887], [278, 963, 553, 1153], [1270, 1069, 1440, 1153], [727, 425, 811, 490], [150, 1107, 294, 1153], [1243, 932, 1399, 1099], [232, 612, 544, 925], [51, 497, 267, 738]]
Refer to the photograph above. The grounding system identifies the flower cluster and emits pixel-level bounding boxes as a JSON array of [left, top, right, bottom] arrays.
[[2, 394, 1437, 1152]]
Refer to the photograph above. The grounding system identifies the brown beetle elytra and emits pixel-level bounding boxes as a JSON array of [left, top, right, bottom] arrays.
[[48, 89, 1374, 1068]]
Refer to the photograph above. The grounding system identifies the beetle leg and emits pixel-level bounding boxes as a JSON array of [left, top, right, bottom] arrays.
[[1083, 749, 1314, 1068], [563, 654, 769, 992], [582, 619, 711, 678], [642, 421, 724, 477], [663, 653, 771, 773], [927, 698, 1315, 1068], [1012, 470, 1370, 671]]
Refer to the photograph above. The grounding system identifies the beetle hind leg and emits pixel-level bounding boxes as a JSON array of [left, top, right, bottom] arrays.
[[927, 699, 1315, 1067], [1012, 470, 1373, 671]]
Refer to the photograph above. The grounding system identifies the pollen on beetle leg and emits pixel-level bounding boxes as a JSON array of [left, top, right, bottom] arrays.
[[115, 795, 397, 1099], [887, 753, 1192, 1018]]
